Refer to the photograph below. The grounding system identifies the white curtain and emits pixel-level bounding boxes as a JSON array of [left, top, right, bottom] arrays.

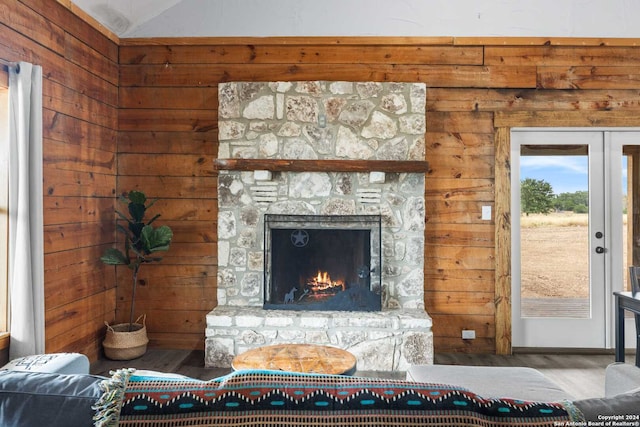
[[8, 62, 44, 358]]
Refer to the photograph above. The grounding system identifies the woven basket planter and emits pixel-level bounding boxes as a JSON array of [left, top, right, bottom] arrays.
[[103, 315, 149, 360]]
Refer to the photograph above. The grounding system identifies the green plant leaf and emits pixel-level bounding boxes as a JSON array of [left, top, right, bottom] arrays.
[[128, 190, 147, 205], [141, 225, 173, 253], [128, 202, 146, 223], [100, 248, 129, 265]]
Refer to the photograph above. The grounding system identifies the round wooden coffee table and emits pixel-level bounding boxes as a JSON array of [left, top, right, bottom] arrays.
[[232, 343, 357, 375]]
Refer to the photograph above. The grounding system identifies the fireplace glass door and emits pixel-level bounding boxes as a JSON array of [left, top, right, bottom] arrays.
[[264, 214, 382, 311]]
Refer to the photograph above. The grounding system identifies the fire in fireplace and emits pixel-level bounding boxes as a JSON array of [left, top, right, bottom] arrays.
[[263, 214, 382, 311]]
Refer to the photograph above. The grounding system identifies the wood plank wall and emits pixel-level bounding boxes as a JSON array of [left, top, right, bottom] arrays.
[[0, 0, 118, 361], [119, 36, 640, 354]]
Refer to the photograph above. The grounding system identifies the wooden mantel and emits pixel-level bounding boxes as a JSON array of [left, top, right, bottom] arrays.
[[214, 159, 430, 173]]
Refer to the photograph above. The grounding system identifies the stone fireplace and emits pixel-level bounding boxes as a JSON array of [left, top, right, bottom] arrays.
[[205, 81, 433, 371]]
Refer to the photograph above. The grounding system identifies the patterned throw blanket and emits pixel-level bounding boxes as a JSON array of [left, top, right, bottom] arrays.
[[94, 368, 584, 426]]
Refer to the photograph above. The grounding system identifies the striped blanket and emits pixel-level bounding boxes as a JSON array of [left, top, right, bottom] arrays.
[[94, 368, 584, 426]]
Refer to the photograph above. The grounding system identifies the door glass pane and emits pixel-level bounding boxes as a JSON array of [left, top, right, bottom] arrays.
[[519, 145, 590, 318]]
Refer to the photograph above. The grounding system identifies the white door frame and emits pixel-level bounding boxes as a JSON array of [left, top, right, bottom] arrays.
[[511, 129, 607, 348], [609, 132, 640, 349], [511, 127, 640, 349]]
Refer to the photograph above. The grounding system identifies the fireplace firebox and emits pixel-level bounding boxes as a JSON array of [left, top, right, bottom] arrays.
[[263, 214, 382, 311]]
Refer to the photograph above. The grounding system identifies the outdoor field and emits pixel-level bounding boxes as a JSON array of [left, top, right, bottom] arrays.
[[520, 212, 591, 299]]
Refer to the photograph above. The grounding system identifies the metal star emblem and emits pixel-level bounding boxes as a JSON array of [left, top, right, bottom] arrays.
[[290, 229, 309, 247]]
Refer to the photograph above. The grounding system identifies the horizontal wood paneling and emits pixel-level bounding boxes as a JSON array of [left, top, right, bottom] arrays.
[[435, 337, 495, 353], [117, 176, 218, 198], [0, 0, 65, 55], [119, 63, 536, 89], [426, 111, 495, 133], [426, 154, 492, 179], [117, 153, 216, 176], [426, 200, 494, 224], [36, 0, 118, 60], [44, 222, 114, 253], [44, 80, 117, 129], [45, 288, 117, 357], [44, 170, 115, 197], [45, 245, 115, 310], [430, 314, 495, 338], [426, 132, 495, 156], [44, 138, 115, 174], [118, 131, 217, 155], [495, 110, 640, 128], [485, 46, 640, 66], [425, 246, 494, 271], [425, 269, 494, 293], [43, 196, 114, 225], [538, 66, 640, 90], [119, 109, 217, 132], [1, 0, 119, 360], [120, 45, 484, 66], [427, 88, 640, 112], [425, 178, 495, 201], [120, 87, 218, 109], [425, 224, 494, 247]]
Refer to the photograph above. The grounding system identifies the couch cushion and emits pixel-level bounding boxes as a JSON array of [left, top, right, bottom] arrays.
[[573, 388, 640, 421], [1, 353, 89, 375], [406, 365, 574, 402], [0, 370, 104, 427], [604, 362, 640, 397]]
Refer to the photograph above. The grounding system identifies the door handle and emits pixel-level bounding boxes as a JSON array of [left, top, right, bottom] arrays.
[[595, 246, 605, 254]]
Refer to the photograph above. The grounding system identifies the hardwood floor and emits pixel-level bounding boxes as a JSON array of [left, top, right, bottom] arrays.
[[90, 349, 632, 400]]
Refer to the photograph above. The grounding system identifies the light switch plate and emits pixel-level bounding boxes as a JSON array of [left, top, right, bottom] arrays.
[[482, 205, 491, 220]]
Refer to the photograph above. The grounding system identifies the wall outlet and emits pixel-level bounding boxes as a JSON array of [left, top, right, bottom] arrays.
[[462, 330, 476, 340]]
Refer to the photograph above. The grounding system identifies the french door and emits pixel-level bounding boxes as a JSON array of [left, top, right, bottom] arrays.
[[510, 129, 639, 348]]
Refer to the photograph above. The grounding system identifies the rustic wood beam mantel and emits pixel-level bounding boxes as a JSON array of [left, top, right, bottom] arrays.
[[214, 159, 430, 173]]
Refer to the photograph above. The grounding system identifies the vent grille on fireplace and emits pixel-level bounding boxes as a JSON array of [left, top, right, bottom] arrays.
[[263, 214, 382, 312]]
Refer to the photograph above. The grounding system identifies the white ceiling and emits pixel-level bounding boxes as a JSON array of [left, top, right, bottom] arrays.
[[71, 0, 640, 39], [71, 0, 181, 36]]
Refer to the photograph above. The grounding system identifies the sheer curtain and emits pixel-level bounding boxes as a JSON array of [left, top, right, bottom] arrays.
[[8, 62, 44, 358]]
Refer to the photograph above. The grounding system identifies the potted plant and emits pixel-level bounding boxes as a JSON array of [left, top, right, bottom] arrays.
[[100, 190, 173, 360]]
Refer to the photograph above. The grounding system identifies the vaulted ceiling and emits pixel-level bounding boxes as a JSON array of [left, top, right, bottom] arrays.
[[69, 0, 640, 39], [70, 0, 181, 36]]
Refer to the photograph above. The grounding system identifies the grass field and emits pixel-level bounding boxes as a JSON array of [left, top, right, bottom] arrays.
[[520, 212, 591, 299]]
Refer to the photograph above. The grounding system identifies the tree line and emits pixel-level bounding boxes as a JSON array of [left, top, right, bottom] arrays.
[[521, 178, 588, 215]]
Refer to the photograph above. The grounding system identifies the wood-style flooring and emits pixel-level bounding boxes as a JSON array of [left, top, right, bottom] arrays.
[[90, 349, 633, 400]]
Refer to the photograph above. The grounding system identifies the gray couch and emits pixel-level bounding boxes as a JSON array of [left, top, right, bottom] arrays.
[[407, 362, 640, 421], [407, 365, 573, 402], [0, 361, 638, 426]]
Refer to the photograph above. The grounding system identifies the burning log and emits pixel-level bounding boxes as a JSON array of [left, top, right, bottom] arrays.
[[307, 271, 345, 293]]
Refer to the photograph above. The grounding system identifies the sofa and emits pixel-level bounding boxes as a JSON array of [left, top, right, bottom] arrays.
[[0, 362, 638, 426]]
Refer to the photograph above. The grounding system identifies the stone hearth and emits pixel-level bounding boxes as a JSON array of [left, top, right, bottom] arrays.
[[206, 81, 433, 371]]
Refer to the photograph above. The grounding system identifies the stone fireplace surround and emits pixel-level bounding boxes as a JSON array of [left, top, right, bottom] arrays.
[[205, 81, 433, 371]]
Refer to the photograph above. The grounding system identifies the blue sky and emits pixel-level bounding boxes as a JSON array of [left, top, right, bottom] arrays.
[[520, 156, 628, 195]]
